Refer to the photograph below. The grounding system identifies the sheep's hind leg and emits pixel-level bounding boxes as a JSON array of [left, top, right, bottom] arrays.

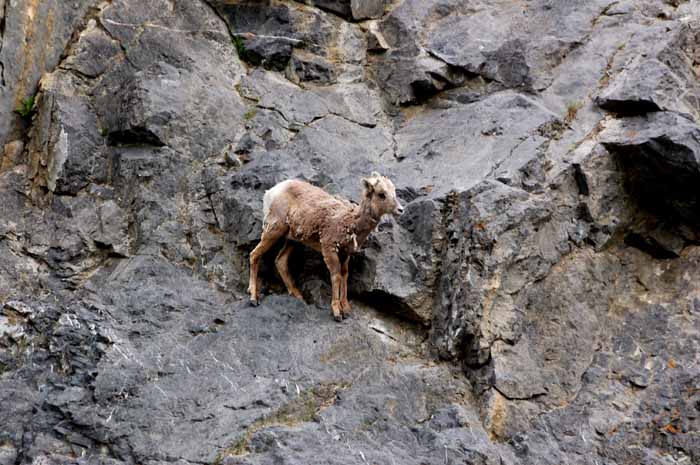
[[275, 240, 304, 301], [340, 256, 351, 317], [322, 247, 343, 322], [248, 222, 287, 306]]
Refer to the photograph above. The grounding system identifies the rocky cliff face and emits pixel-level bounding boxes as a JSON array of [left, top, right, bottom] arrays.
[[1, 0, 699, 464]]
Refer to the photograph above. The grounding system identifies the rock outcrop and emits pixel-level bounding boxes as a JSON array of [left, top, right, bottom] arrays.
[[1, 0, 699, 464]]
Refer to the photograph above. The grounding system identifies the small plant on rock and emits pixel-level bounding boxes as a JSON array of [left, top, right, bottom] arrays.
[[15, 95, 36, 120], [564, 100, 583, 125], [232, 35, 249, 61]]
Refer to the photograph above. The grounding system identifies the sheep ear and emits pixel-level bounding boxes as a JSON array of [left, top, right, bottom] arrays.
[[362, 177, 375, 193]]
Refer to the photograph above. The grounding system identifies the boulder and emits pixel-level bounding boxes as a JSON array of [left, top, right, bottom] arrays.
[[601, 112, 700, 227], [296, 0, 387, 20], [596, 22, 700, 120]]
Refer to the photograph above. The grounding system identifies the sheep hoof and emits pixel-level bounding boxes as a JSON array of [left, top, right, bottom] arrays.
[[332, 302, 343, 321], [249, 297, 260, 307]]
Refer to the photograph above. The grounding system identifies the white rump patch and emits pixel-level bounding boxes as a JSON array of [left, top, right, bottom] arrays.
[[263, 180, 293, 224]]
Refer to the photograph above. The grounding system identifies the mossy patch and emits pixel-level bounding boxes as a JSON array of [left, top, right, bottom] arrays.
[[232, 35, 256, 64], [14, 95, 36, 120], [232, 36, 246, 56]]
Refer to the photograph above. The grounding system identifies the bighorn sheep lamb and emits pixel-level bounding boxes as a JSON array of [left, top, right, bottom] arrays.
[[248, 172, 404, 321]]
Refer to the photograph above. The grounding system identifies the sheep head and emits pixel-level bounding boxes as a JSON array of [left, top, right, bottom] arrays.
[[362, 171, 404, 219]]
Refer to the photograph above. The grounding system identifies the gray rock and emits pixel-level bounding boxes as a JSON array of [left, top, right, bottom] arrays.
[[1, 1, 700, 464], [350, 0, 387, 20], [392, 91, 559, 196], [240, 69, 383, 128], [596, 22, 700, 120], [212, 0, 366, 81], [296, 0, 386, 20], [372, 0, 612, 104], [239, 36, 294, 71], [0, 0, 101, 150], [299, 0, 353, 18], [96, 60, 245, 159], [212, 0, 295, 43], [601, 111, 700, 227], [597, 57, 689, 115], [290, 51, 336, 84], [28, 72, 108, 195], [62, 20, 122, 79]]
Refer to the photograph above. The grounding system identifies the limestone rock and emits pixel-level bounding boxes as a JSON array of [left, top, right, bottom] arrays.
[[0, 0, 699, 464], [596, 22, 700, 120], [297, 0, 387, 20], [601, 112, 700, 227], [0, 0, 101, 149]]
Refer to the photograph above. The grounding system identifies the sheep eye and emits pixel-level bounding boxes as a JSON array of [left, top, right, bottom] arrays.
[[377, 192, 386, 199]]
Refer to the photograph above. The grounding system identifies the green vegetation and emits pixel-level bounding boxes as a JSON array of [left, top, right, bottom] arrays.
[[15, 95, 36, 120], [243, 108, 257, 121], [232, 35, 248, 60], [231, 34, 263, 66]]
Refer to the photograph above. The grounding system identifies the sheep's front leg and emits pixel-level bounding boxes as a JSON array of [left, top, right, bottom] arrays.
[[322, 246, 343, 322], [340, 256, 351, 317]]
